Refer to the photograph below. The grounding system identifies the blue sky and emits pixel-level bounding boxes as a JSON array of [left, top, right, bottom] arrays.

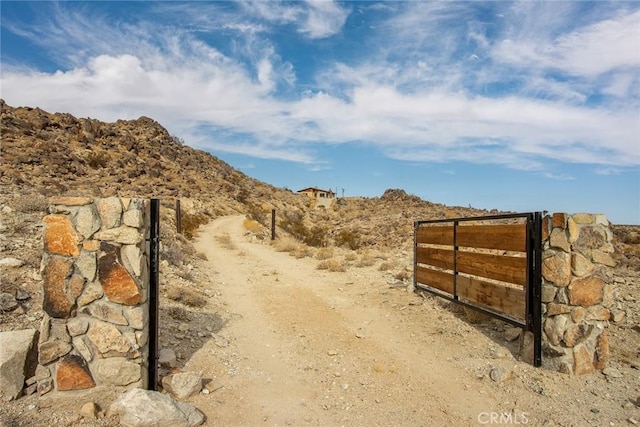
[[1, 1, 639, 224]]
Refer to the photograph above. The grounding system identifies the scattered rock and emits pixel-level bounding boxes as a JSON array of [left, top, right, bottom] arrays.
[[0, 293, 18, 312], [503, 327, 521, 342], [109, 388, 205, 427], [0, 257, 24, 268], [489, 366, 512, 383], [211, 333, 228, 348], [162, 371, 203, 400], [602, 367, 623, 378], [159, 348, 177, 368], [327, 350, 338, 356], [80, 402, 99, 420], [0, 329, 37, 401]]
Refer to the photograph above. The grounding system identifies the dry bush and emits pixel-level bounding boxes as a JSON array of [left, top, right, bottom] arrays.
[[317, 258, 347, 272], [394, 269, 412, 281], [355, 253, 377, 267], [195, 252, 208, 261], [246, 203, 268, 226], [215, 233, 235, 250], [165, 286, 207, 308], [378, 261, 394, 271], [165, 305, 189, 321], [280, 211, 328, 247], [181, 212, 209, 239], [272, 236, 300, 252], [334, 228, 362, 250], [315, 247, 334, 260], [87, 151, 110, 168], [344, 252, 358, 262], [291, 246, 315, 259], [243, 218, 263, 233], [162, 242, 185, 266]]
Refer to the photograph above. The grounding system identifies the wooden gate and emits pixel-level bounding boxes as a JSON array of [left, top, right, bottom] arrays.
[[414, 213, 542, 366]]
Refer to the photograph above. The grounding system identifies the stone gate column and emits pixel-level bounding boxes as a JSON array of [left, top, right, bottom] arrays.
[[37, 197, 150, 395], [540, 213, 615, 374]]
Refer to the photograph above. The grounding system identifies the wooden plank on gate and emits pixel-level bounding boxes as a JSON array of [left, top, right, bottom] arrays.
[[415, 266, 454, 294], [457, 275, 526, 321], [416, 225, 454, 246], [416, 247, 454, 270], [456, 251, 527, 286], [456, 224, 526, 252]]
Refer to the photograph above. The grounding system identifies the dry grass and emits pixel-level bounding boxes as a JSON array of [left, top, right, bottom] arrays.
[[291, 246, 315, 259], [181, 212, 209, 239], [344, 252, 358, 262], [215, 233, 235, 250], [378, 261, 394, 271], [317, 258, 347, 272], [165, 286, 207, 308], [315, 248, 334, 260], [273, 236, 301, 252], [355, 252, 377, 267], [394, 269, 412, 281], [243, 218, 263, 233]]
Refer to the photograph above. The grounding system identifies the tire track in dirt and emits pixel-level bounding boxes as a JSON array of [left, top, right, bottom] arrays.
[[189, 216, 504, 426]]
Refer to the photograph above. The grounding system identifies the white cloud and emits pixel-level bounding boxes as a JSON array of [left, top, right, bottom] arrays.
[[300, 0, 349, 39], [1, 1, 638, 174], [493, 9, 640, 78]]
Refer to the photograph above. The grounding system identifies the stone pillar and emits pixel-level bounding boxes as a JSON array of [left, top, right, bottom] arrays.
[[540, 213, 615, 374], [37, 197, 150, 395]]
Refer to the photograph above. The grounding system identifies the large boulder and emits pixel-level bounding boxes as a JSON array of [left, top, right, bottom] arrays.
[[0, 329, 37, 401], [109, 388, 205, 427]]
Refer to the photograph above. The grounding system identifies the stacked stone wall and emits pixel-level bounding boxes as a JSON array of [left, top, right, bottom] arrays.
[[37, 197, 149, 395], [540, 213, 615, 374]]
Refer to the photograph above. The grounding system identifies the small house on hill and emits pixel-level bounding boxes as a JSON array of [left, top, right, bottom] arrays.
[[297, 187, 336, 208]]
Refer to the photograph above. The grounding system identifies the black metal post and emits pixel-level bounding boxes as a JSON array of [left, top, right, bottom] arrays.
[[271, 209, 276, 240], [148, 199, 160, 390], [413, 221, 418, 293], [453, 220, 459, 300], [532, 212, 543, 367], [176, 199, 182, 234]]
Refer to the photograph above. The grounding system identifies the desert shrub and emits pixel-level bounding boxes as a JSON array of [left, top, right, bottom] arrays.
[[181, 212, 208, 239], [273, 236, 300, 252], [291, 246, 315, 259], [378, 261, 394, 271], [317, 258, 346, 272], [165, 286, 207, 308], [344, 252, 358, 262], [243, 218, 263, 234], [280, 211, 308, 240], [215, 233, 235, 250], [355, 253, 377, 267], [394, 269, 412, 281], [87, 151, 110, 168], [335, 228, 362, 250], [165, 305, 189, 321], [162, 242, 185, 266], [306, 225, 329, 247], [246, 203, 268, 226], [315, 247, 334, 260]]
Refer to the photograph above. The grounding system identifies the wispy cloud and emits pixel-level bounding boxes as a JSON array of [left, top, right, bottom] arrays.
[[1, 1, 638, 176]]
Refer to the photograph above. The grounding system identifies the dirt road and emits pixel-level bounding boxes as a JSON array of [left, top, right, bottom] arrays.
[[188, 216, 633, 426]]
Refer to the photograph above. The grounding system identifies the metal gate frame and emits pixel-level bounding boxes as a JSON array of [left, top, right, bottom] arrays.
[[148, 199, 160, 389], [414, 212, 542, 367]]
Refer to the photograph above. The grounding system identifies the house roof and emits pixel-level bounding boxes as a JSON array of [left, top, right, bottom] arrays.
[[297, 187, 335, 194]]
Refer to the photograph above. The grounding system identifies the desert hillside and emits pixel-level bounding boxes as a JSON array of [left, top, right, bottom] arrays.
[[1, 101, 638, 426]]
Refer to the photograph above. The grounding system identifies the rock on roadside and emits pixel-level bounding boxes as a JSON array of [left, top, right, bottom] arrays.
[[0, 329, 37, 401], [109, 388, 205, 427]]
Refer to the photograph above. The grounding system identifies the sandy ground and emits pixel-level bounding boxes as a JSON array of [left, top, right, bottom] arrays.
[[186, 216, 639, 427]]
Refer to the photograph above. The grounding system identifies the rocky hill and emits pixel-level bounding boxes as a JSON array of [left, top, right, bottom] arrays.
[[0, 100, 494, 250], [1, 100, 638, 426]]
